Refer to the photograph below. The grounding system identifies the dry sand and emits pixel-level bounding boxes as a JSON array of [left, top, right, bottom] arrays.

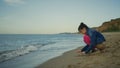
[[36, 32, 120, 68]]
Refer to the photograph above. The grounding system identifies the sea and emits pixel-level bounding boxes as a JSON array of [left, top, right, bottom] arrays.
[[0, 33, 85, 68]]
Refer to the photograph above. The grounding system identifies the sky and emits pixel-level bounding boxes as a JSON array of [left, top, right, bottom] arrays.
[[0, 0, 120, 34]]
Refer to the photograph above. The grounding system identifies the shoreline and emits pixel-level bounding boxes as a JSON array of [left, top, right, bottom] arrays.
[[36, 32, 120, 68], [36, 47, 83, 68]]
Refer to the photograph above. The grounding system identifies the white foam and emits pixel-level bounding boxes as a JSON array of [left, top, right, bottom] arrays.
[[25, 45, 37, 52], [0, 45, 38, 63]]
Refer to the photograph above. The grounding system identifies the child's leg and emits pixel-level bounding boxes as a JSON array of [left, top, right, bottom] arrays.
[[81, 45, 89, 52], [96, 42, 105, 52]]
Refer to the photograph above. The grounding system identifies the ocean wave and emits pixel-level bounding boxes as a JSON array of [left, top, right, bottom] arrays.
[[0, 45, 38, 63], [0, 41, 56, 63], [41, 42, 56, 46]]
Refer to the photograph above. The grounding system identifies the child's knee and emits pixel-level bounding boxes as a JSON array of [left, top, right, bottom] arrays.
[[96, 43, 105, 50]]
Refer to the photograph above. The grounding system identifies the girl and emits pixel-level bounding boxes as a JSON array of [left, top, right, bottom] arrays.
[[78, 23, 106, 54]]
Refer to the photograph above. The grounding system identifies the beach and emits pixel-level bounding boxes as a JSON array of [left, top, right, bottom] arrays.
[[36, 32, 120, 68], [0, 34, 84, 68]]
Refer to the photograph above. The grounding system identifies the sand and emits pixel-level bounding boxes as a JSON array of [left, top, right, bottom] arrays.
[[36, 32, 120, 68]]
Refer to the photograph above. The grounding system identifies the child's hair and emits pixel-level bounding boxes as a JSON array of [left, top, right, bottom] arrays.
[[78, 22, 88, 31]]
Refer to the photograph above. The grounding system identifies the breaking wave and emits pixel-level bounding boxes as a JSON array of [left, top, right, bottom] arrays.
[[0, 42, 56, 63]]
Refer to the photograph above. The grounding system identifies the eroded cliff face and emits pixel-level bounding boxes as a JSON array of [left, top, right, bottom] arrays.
[[97, 18, 120, 32]]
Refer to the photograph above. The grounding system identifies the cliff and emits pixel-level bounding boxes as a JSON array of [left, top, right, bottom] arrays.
[[97, 18, 120, 32]]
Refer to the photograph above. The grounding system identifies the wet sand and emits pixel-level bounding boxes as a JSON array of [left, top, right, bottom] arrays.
[[36, 32, 120, 68]]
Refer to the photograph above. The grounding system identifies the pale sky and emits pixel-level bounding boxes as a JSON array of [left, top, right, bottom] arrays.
[[0, 0, 120, 34]]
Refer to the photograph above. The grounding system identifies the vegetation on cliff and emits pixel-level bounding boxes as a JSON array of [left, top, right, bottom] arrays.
[[97, 18, 120, 32]]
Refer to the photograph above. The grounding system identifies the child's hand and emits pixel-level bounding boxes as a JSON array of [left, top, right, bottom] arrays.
[[81, 51, 86, 55]]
